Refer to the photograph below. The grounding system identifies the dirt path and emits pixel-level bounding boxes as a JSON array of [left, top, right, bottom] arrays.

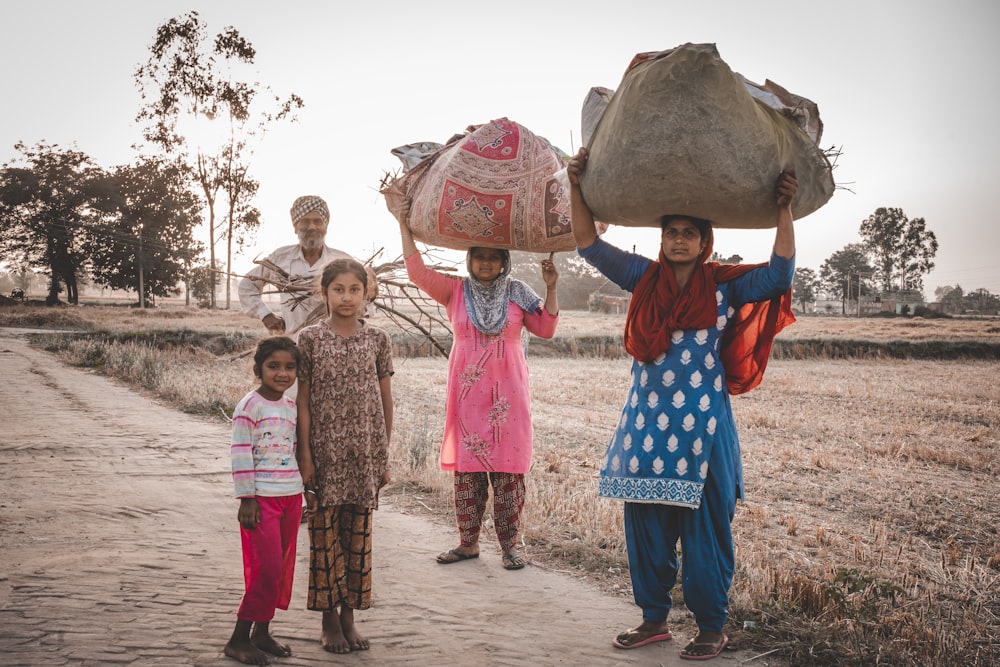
[[0, 328, 762, 666]]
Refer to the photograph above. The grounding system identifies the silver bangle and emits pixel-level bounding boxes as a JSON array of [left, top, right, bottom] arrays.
[[304, 489, 317, 496]]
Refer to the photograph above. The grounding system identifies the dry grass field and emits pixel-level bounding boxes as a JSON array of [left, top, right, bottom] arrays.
[[2, 301, 997, 665]]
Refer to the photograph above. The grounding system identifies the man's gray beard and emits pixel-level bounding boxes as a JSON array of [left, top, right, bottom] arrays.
[[297, 231, 326, 251]]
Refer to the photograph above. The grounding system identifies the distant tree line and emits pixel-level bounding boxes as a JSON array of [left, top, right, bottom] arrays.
[[792, 207, 996, 315]]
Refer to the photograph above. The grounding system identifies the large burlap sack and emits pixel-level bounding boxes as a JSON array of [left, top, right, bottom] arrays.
[[580, 43, 835, 229], [382, 118, 597, 252]]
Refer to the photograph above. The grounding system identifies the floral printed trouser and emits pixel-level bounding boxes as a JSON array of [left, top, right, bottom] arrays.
[[454, 471, 525, 552]]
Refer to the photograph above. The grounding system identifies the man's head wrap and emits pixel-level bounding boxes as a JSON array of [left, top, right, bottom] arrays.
[[290, 195, 330, 226]]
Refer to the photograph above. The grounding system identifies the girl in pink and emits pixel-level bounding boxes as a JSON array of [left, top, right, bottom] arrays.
[[397, 206, 559, 570], [226, 336, 312, 665]]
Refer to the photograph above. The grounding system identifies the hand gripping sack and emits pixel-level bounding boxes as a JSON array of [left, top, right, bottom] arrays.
[[580, 43, 836, 229], [382, 118, 594, 252]]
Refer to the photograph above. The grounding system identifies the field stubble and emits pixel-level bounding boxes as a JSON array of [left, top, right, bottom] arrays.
[[2, 303, 998, 665]]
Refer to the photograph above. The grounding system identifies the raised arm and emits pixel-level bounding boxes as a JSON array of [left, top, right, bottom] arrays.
[[540, 252, 559, 316], [397, 200, 455, 305], [773, 170, 797, 260], [397, 200, 420, 259], [567, 148, 599, 250]]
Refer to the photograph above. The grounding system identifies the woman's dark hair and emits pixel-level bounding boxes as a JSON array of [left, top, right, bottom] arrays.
[[660, 214, 712, 239], [253, 336, 301, 379], [320, 257, 368, 292]]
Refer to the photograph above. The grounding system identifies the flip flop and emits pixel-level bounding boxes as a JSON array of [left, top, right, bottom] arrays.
[[436, 549, 479, 564], [679, 634, 729, 660], [612, 629, 673, 649]]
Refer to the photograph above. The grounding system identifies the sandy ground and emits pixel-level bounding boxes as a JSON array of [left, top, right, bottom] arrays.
[[0, 327, 766, 667]]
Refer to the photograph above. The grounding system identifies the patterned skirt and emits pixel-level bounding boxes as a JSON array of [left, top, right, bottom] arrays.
[[307, 504, 373, 611]]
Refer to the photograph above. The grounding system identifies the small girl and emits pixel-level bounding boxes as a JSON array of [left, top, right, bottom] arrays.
[[226, 336, 313, 665], [296, 258, 394, 654]]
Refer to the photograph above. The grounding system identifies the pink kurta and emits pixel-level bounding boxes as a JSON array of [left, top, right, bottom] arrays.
[[405, 253, 558, 474]]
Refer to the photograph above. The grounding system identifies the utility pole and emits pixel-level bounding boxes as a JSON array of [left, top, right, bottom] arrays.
[[857, 272, 862, 317], [137, 223, 146, 309], [844, 275, 850, 315]]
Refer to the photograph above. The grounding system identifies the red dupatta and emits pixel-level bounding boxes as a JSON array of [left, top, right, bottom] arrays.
[[623, 229, 795, 395]]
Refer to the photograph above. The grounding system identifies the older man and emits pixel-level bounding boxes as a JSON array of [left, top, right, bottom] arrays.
[[239, 195, 355, 335]]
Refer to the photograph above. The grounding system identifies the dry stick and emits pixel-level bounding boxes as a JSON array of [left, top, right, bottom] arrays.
[[218, 250, 456, 358], [392, 283, 452, 332], [739, 647, 784, 663], [374, 301, 449, 358]]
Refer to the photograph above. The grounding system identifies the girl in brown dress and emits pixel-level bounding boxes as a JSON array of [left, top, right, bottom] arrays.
[[296, 258, 394, 654]]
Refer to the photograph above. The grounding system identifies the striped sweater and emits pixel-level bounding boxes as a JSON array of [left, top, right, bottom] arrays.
[[230, 390, 304, 498]]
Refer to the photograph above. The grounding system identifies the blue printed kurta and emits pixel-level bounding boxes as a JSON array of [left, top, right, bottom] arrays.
[[578, 238, 793, 509]]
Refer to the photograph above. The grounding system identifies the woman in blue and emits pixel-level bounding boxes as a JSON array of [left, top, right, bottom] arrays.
[[567, 147, 797, 660]]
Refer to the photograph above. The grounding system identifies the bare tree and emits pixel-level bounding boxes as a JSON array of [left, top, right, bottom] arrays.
[[134, 11, 303, 308]]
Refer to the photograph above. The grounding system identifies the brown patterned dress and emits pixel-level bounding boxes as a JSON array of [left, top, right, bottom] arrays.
[[297, 319, 393, 510], [297, 319, 393, 612]]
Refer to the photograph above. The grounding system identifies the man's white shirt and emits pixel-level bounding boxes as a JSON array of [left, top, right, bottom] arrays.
[[238, 244, 352, 335]]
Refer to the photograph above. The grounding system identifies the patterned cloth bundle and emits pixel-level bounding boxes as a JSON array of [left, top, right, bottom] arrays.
[[382, 118, 602, 253]]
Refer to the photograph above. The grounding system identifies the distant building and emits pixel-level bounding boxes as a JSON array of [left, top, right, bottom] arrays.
[[589, 292, 630, 315], [878, 290, 926, 315]]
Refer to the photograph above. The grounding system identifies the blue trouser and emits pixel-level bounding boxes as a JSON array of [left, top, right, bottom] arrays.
[[623, 442, 738, 632]]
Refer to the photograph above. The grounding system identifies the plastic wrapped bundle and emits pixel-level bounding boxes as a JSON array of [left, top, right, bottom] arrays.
[[580, 43, 836, 229]]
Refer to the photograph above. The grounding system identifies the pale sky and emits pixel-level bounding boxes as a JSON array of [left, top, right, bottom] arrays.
[[2, 0, 998, 298]]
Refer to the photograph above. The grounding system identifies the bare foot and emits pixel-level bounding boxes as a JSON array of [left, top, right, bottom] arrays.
[[612, 620, 672, 649], [224, 637, 271, 665], [251, 633, 291, 657], [340, 607, 370, 651], [321, 611, 351, 654]]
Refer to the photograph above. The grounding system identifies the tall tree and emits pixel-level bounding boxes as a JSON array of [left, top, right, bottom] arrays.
[[86, 157, 203, 305], [0, 141, 107, 305], [134, 11, 303, 308], [819, 243, 875, 304], [792, 267, 818, 310], [858, 207, 938, 292]]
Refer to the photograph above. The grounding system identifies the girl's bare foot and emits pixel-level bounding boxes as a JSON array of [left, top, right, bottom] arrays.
[[321, 610, 351, 654], [249, 621, 290, 657], [340, 607, 369, 650], [251, 633, 291, 657], [224, 637, 271, 665]]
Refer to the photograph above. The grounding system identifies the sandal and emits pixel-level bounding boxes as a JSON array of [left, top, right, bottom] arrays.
[[436, 549, 479, 564], [680, 634, 728, 660], [613, 627, 672, 649], [501, 552, 526, 570]]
